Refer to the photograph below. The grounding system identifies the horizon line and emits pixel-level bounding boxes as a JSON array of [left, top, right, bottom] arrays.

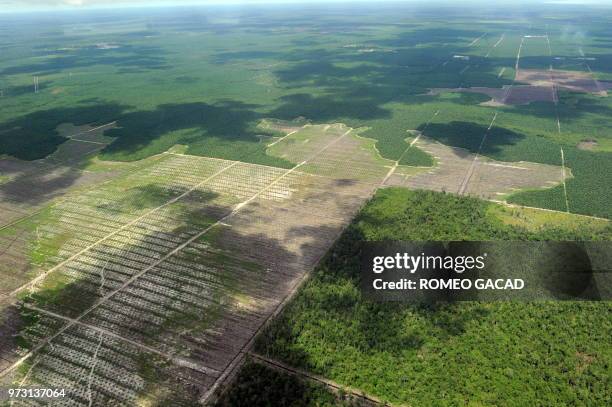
[[2, 0, 612, 15]]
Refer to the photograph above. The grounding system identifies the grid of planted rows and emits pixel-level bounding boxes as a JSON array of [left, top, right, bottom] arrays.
[[12, 321, 213, 406], [6, 124, 387, 405]]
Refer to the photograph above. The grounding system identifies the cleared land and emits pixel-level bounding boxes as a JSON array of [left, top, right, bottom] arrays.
[[0, 124, 397, 405], [0, 122, 119, 227], [429, 69, 612, 106], [517, 69, 612, 96], [384, 135, 568, 200]]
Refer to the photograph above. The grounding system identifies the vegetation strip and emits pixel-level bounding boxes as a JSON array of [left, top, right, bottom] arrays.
[[560, 147, 570, 213], [500, 202, 607, 221], [382, 110, 439, 185]]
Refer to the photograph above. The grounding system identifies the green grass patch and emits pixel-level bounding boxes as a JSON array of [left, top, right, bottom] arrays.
[[398, 145, 434, 167], [24, 269, 98, 316]]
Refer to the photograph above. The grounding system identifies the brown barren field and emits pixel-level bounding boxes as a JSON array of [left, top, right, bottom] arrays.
[[385, 135, 568, 200]]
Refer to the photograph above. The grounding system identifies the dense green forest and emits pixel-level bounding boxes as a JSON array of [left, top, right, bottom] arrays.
[[254, 189, 611, 406], [215, 362, 366, 407]]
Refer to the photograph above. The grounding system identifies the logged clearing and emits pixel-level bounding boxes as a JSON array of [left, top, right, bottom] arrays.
[[577, 139, 598, 150], [0, 123, 119, 227], [385, 135, 568, 200], [268, 124, 393, 182], [258, 118, 307, 136], [517, 69, 612, 96], [429, 68, 612, 106], [0, 124, 389, 405], [428, 86, 557, 106]]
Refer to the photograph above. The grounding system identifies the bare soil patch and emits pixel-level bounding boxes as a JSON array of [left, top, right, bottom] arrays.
[[385, 136, 568, 200], [577, 139, 598, 150], [431, 85, 555, 106], [505, 85, 555, 104], [430, 68, 611, 106], [258, 118, 307, 135], [517, 69, 610, 96]]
